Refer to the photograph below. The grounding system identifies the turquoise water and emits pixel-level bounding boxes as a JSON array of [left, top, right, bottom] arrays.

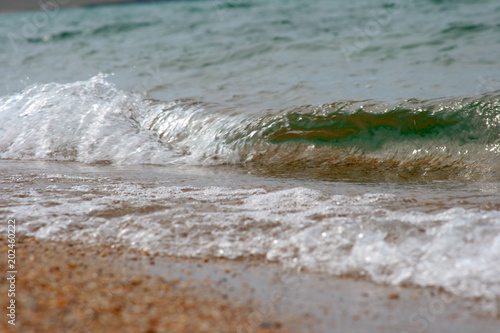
[[2, 0, 500, 106], [1, 0, 500, 316]]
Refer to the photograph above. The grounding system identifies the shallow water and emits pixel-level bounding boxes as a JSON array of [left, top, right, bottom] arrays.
[[2, 159, 500, 309], [1, 0, 500, 312]]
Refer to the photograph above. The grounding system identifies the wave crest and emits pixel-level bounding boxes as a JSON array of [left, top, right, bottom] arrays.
[[1, 75, 499, 181]]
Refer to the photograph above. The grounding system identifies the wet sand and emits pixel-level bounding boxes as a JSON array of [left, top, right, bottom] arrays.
[[1, 235, 499, 332], [1, 236, 292, 333]]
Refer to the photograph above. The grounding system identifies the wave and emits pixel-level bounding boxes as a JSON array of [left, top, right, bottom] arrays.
[[1, 75, 499, 181], [26, 21, 155, 43]]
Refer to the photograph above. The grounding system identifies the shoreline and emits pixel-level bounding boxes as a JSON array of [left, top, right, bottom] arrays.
[[2, 236, 499, 332]]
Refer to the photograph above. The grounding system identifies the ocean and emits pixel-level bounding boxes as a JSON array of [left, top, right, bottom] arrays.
[[1, 0, 500, 314]]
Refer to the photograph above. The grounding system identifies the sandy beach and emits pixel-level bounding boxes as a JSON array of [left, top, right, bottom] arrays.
[[2, 236, 293, 333], [1, 235, 499, 332]]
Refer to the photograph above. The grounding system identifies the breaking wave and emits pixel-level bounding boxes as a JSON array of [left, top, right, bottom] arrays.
[[1, 75, 499, 181]]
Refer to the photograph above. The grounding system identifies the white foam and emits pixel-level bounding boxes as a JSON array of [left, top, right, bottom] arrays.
[[0, 75, 172, 164], [8, 178, 500, 304]]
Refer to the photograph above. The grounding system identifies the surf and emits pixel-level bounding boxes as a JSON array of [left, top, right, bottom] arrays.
[[1, 75, 499, 181]]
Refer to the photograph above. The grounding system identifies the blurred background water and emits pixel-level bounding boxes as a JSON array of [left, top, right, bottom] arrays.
[[1, 0, 500, 108]]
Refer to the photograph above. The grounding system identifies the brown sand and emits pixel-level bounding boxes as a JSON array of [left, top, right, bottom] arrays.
[[1, 236, 291, 333], [2, 236, 500, 333]]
